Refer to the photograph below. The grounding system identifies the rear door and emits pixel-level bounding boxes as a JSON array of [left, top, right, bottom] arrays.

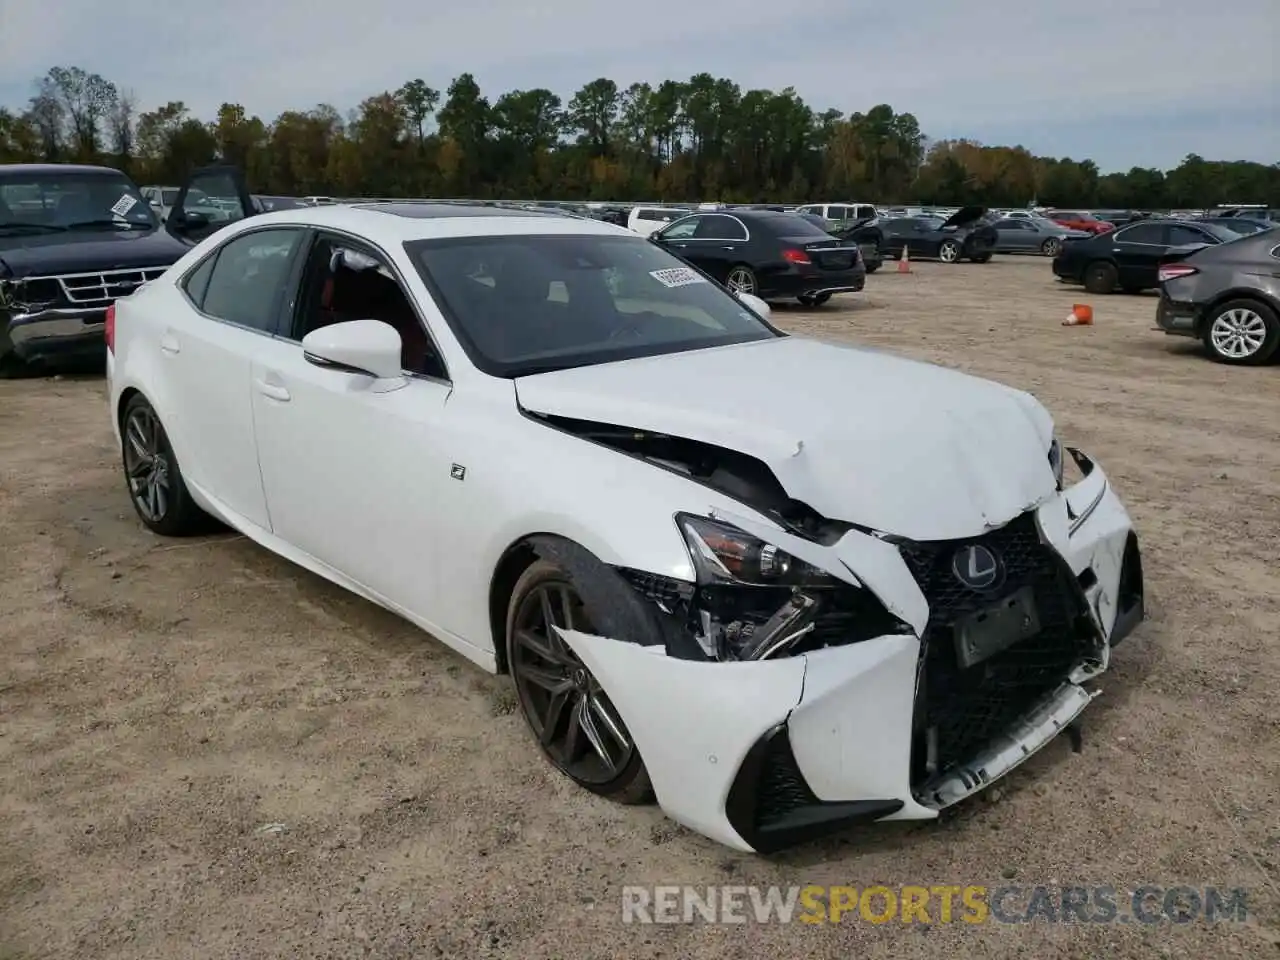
[[165, 165, 256, 245], [156, 225, 309, 531]]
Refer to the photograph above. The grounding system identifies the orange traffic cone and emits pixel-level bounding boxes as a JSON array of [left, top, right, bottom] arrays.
[[896, 246, 911, 274], [1063, 303, 1093, 326]]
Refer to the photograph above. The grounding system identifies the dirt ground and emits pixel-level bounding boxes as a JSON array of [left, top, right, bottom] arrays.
[[2, 257, 1278, 959]]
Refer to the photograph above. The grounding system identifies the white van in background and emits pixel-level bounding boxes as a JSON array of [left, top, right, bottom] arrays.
[[627, 206, 692, 236]]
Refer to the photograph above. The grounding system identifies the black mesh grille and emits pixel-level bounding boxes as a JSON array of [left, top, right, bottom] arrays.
[[755, 732, 818, 828], [617, 568, 693, 608], [900, 512, 1094, 780]]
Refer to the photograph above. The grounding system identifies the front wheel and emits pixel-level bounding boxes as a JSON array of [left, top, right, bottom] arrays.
[[725, 265, 758, 296], [1203, 299, 1279, 365], [506, 560, 652, 803], [120, 394, 207, 536], [1041, 238, 1062, 257], [938, 240, 961, 263]]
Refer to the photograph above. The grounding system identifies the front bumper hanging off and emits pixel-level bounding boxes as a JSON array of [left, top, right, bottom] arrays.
[[557, 450, 1144, 853]]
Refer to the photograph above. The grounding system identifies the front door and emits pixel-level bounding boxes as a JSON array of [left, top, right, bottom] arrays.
[[165, 165, 255, 245], [248, 234, 455, 615]]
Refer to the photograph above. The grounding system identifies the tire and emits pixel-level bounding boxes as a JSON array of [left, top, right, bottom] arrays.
[[798, 292, 832, 307], [505, 558, 653, 804], [1083, 261, 1118, 294], [865, 261, 881, 274], [725, 265, 758, 296], [1202, 299, 1280, 366], [938, 239, 961, 263], [120, 394, 207, 536], [970, 253, 992, 264], [1041, 238, 1062, 257]]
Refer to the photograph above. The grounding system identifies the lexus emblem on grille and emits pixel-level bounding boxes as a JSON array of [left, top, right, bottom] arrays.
[[951, 544, 1002, 590]]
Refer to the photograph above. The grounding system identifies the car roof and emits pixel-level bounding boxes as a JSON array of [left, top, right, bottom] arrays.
[[230, 203, 630, 241]]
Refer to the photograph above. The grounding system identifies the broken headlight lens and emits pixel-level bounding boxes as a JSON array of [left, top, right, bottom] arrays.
[[1048, 437, 1065, 490], [677, 514, 836, 586]]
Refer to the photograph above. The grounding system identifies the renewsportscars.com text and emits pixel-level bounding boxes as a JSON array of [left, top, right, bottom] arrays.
[[621, 884, 1249, 925]]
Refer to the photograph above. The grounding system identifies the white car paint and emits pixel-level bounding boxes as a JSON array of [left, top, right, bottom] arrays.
[[108, 199, 1144, 854]]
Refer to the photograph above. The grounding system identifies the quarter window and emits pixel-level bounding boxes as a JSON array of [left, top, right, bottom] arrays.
[[199, 228, 304, 332], [181, 253, 218, 308]]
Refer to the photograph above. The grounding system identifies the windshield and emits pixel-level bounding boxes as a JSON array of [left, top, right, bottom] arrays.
[[409, 234, 780, 377], [0, 171, 156, 231]]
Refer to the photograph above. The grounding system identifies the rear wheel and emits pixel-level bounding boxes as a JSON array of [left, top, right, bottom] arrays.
[[725, 265, 757, 296], [1203, 299, 1279, 365], [1041, 238, 1062, 257], [120, 394, 206, 536], [506, 560, 652, 803], [938, 240, 961, 263], [1083, 261, 1118, 294]]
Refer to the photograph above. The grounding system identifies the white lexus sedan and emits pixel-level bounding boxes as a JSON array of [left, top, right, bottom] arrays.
[[107, 173, 1145, 853]]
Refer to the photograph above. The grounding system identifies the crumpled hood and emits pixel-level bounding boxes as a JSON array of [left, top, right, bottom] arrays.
[[515, 337, 1057, 541], [0, 228, 188, 278]]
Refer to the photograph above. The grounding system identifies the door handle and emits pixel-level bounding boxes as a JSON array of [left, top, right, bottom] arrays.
[[255, 379, 290, 402], [159, 334, 180, 355]]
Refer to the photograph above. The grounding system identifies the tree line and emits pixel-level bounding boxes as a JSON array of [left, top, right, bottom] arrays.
[[2, 65, 1277, 209]]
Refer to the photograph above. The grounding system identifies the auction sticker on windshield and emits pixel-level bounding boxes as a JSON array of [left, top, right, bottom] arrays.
[[650, 267, 706, 288], [110, 194, 138, 217]]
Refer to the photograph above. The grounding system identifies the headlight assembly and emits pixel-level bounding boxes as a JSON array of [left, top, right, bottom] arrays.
[[677, 513, 836, 587]]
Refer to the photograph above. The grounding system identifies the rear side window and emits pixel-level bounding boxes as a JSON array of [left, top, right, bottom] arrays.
[[692, 215, 748, 240], [199, 228, 305, 332], [1116, 223, 1165, 245]]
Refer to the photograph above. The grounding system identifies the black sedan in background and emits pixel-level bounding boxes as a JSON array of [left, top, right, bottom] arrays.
[[1052, 219, 1239, 294], [651, 209, 865, 306], [879, 206, 997, 263], [1157, 227, 1280, 365]]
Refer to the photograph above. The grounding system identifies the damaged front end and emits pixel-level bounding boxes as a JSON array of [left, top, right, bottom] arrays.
[[547, 428, 1144, 853]]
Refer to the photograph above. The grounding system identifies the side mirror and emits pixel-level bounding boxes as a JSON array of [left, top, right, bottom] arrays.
[[737, 292, 771, 320], [302, 319, 403, 379]]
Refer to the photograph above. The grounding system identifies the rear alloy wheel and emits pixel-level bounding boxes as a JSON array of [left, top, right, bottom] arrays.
[[1041, 237, 1062, 257], [938, 239, 961, 263], [1203, 300, 1279, 365], [1083, 261, 1118, 294], [506, 561, 651, 803], [120, 395, 206, 536], [725, 265, 757, 296], [798, 292, 832, 307]]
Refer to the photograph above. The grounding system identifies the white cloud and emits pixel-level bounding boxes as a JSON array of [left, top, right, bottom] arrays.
[[1, 0, 1275, 168]]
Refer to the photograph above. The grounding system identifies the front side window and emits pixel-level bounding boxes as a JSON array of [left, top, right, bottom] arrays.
[[658, 217, 700, 240], [0, 171, 156, 232], [409, 234, 781, 377], [199, 228, 305, 332]]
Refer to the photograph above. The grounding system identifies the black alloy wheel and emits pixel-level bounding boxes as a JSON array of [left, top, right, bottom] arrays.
[[506, 561, 650, 802], [120, 395, 205, 536]]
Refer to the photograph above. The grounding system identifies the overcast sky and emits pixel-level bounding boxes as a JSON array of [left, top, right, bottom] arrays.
[[1, 0, 1275, 172]]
